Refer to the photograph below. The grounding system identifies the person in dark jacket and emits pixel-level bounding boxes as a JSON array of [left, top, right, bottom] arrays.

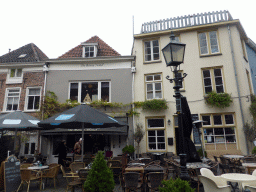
[[56, 140, 68, 166]]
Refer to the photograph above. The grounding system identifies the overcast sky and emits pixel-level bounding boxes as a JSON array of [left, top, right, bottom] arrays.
[[0, 0, 255, 59]]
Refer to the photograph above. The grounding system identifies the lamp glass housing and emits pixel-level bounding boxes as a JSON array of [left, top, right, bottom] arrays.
[[162, 42, 186, 67]]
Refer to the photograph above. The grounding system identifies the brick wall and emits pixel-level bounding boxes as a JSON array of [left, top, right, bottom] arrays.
[[0, 71, 45, 118]]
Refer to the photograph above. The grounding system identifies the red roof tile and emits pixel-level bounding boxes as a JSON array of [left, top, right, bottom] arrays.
[[58, 36, 120, 58]]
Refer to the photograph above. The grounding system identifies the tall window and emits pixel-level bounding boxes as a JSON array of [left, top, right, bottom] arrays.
[[144, 40, 160, 62], [24, 142, 35, 155], [201, 114, 236, 150], [202, 68, 224, 94], [69, 81, 110, 103], [147, 118, 165, 150], [198, 31, 220, 55], [5, 88, 20, 111], [145, 74, 162, 100], [26, 88, 41, 111]]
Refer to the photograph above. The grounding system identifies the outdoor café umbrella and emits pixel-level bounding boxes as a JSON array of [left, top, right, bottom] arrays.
[[0, 110, 41, 153], [38, 103, 127, 159]]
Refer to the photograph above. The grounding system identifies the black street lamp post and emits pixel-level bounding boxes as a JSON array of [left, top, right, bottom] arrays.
[[162, 32, 190, 180]]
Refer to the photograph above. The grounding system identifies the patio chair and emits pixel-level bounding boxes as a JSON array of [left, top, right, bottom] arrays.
[[198, 175, 232, 192], [70, 162, 85, 173], [42, 164, 60, 188], [107, 160, 122, 183], [219, 156, 232, 173], [17, 169, 42, 192], [244, 185, 256, 192], [146, 172, 164, 192], [200, 168, 228, 186], [123, 172, 142, 192], [20, 163, 33, 169], [164, 158, 176, 179], [188, 168, 201, 192], [60, 165, 82, 192]]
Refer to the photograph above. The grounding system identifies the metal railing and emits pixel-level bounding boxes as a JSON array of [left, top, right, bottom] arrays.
[[141, 10, 233, 33]]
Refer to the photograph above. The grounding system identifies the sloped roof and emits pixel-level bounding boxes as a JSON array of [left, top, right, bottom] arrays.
[[0, 43, 48, 63], [58, 36, 120, 58]]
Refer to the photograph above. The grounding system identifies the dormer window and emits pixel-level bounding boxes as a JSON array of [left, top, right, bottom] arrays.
[[82, 42, 98, 58]]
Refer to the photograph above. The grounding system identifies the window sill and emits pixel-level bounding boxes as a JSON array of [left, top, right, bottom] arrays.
[[143, 60, 162, 65], [200, 53, 222, 58]]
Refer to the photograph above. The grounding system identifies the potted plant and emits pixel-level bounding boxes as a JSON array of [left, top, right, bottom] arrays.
[[134, 123, 145, 157], [83, 151, 115, 192], [159, 178, 195, 192], [142, 99, 168, 111], [122, 145, 135, 156], [204, 91, 232, 108]]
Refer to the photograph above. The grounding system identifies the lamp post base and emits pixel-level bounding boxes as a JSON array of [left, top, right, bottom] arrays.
[[179, 154, 190, 181]]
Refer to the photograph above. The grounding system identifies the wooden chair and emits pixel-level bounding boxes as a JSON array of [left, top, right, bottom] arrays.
[[17, 169, 42, 192], [146, 172, 164, 192], [60, 165, 82, 192], [123, 172, 143, 192], [198, 175, 232, 192], [70, 162, 85, 173], [42, 164, 60, 188], [107, 160, 122, 184], [20, 163, 33, 169]]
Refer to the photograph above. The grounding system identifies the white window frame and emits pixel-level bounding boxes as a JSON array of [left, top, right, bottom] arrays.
[[144, 40, 160, 62], [147, 118, 166, 151], [6, 68, 23, 84], [202, 67, 224, 94], [69, 81, 111, 103], [24, 142, 36, 155], [25, 87, 42, 111], [198, 31, 220, 56], [82, 43, 98, 58], [4, 87, 21, 111], [201, 113, 237, 150], [145, 74, 162, 100]]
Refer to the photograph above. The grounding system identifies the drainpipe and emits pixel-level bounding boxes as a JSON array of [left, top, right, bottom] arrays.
[[131, 64, 136, 159], [38, 63, 49, 154], [227, 25, 249, 154]]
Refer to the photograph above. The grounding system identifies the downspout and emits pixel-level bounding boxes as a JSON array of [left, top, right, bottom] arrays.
[[131, 62, 136, 159], [38, 63, 49, 153], [227, 25, 249, 154]]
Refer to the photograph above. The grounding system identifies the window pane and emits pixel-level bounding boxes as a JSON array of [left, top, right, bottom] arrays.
[[213, 115, 222, 125], [154, 75, 161, 81], [147, 84, 153, 91], [215, 128, 224, 135], [148, 137, 156, 142], [81, 82, 98, 102], [203, 70, 210, 77], [146, 75, 153, 81], [157, 137, 165, 142], [225, 128, 235, 134], [70, 83, 78, 101], [157, 130, 165, 136], [147, 93, 153, 100], [28, 97, 34, 110], [29, 88, 40, 95], [155, 91, 162, 99], [10, 69, 15, 77], [225, 115, 234, 124], [148, 131, 156, 136], [17, 69, 22, 77], [214, 69, 222, 76], [25, 143, 29, 154], [31, 143, 35, 154], [155, 83, 161, 91], [216, 86, 224, 93], [199, 33, 208, 54], [202, 116, 211, 125], [204, 79, 212, 86], [226, 136, 236, 143], [209, 31, 219, 53], [101, 82, 109, 102], [158, 143, 165, 149], [205, 87, 212, 94], [149, 144, 156, 149], [148, 119, 164, 128]]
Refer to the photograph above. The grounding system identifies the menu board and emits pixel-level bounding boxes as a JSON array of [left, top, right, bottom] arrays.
[[4, 155, 21, 192]]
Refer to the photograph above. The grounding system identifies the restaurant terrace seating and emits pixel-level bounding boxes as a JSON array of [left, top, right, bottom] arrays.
[[17, 169, 42, 192], [60, 165, 82, 192], [146, 172, 164, 192], [200, 168, 228, 186], [42, 164, 60, 188], [198, 175, 232, 192], [123, 172, 143, 192], [70, 162, 85, 173]]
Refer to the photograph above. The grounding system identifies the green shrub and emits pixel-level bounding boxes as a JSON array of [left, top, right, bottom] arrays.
[[122, 145, 135, 155], [83, 151, 115, 192], [197, 148, 207, 158], [159, 178, 195, 192], [252, 147, 256, 155], [142, 99, 168, 111], [205, 91, 232, 108]]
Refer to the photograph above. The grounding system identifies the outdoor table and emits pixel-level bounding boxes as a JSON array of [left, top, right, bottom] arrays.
[[27, 165, 49, 189], [223, 155, 244, 159], [221, 173, 256, 191], [127, 163, 145, 167], [186, 162, 210, 169], [144, 166, 165, 174], [242, 163, 256, 174], [137, 158, 151, 161]]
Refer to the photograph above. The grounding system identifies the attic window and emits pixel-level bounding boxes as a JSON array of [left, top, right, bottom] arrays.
[[81, 42, 98, 58], [18, 54, 27, 58]]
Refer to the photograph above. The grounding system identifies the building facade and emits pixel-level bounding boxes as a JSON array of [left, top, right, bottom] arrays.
[[40, 36, 135, 163], [0, 43, 48, 159], [132, 10, 254, 158]]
